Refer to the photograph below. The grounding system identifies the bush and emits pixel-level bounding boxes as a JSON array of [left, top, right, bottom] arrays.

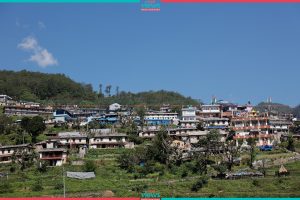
[[252, 179, 260, 187], [181, 170, 188, 178], [0, 181, 14, 193], [54, 182, 64, 190], [131, 184, 148, 192], [31, 180, 43, 191], [9, 164, 16, 173], [191, 176, 208, 192], [37, 161, 48, 173], [83, 160, 97, 172]]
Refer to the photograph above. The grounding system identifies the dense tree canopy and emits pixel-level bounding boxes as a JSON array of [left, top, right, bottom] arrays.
[[0, 70, 199, 106]]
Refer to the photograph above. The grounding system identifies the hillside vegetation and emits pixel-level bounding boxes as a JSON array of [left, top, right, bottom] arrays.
[[0, 70, 198, 106], [255, 102, 293, 114]]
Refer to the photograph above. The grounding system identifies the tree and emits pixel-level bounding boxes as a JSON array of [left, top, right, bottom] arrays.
[[136, 106, 146, 128], [146, 129, 173, 165], [193, 130, 222, 174], [196, 121, 205, 131], [223, 140, 240, 171], [246, 137, 257, 168], [99, 83, 103, 95], [105, 85, 112, 97], [12, 150, 37, 171], [116, 86, 120, 96], [287, 134, 295, 152], [21, 116, 46, 143]]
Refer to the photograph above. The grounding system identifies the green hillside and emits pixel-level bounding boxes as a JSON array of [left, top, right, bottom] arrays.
[[0, 70, 199, 106]]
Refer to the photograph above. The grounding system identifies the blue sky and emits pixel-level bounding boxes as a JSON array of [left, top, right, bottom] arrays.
[[0, 3, 300, 106]]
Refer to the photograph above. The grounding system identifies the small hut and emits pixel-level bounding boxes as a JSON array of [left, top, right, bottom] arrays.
[[277, 165, 289, 176]]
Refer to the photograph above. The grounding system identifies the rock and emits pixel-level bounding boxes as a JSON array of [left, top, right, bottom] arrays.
[[102, 190, 115, 197]]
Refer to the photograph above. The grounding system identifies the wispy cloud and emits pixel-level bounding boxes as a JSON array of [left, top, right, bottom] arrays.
[[18, 36, 58, 68], [38, 21, 46, 30], [15, 18, 30, 29]]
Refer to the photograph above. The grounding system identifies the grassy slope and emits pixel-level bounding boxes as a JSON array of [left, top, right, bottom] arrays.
[[1, 148, 300, 197]]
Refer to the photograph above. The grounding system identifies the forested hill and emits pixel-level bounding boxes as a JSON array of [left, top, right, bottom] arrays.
[[0, 70, 199, 106], [0, 70, 97, 104], [255, 102, 293, 114]]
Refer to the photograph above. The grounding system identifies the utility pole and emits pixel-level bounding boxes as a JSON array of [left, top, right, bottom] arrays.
[[63, 165, 66, 198]]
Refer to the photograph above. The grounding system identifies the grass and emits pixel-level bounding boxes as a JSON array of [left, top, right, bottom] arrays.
[[1, 148, 300, 197]]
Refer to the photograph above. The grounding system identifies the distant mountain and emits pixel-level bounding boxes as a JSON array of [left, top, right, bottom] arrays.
[[255, 102, 293, 114], [0, 70, 199, 106]]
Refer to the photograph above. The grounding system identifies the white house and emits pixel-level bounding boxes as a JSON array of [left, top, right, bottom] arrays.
[[109, 103, 121, 111]]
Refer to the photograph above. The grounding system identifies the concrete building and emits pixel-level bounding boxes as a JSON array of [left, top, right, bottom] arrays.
[[89, 133, 132, 149], [109, 103, 121, 111], [38, 148, 67, 166], [144, 111, 179, 126], [180, 106, 198, 128], [4, 105, 53, 116], [36, 140, 67, 166], [201, 117, 229, 130], [198, 104, 222, 118], [0, 144, 33, 164], [0, 95, 13, 106]]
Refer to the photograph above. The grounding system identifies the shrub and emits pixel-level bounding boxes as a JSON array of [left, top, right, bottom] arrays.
[[54, 182, 64, 190], [31, 180, 43, 191], [83, 160, 97, 172], [0, 181, 14, 193], [131, 184, 148, 192], [252, 179, 260, 187], [191, 176, 208, 192], [181, 170, 188, 178], [37, 161, 48, 173], [9, 164, 16, 173]]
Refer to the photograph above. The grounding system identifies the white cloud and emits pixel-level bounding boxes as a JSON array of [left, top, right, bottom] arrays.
[[18, 37, 38, 50], [18, 36, 58, 68], [38, 21, 46, 30]]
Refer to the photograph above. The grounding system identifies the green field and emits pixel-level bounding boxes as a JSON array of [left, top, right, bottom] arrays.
[[1, 148, 300, 197]]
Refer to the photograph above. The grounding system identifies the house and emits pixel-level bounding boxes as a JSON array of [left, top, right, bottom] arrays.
[[180, 106, 199, 128], [231, 116, 272, 146], [198, 104, 222, 118], [35, 140, 67, 166], [139, 127, 227, 143], [38, 148, 67, 166], [4, 105, 53, 116], [55, 132, 88, 156], [0, 95, 13, 106], [144, 111, 179, 126], [89, 133, 132, 149], [201, 117, 229, 130], [109, 103, 121, 111], [160, 104, 171, 113], [0, 144, 33, 163]]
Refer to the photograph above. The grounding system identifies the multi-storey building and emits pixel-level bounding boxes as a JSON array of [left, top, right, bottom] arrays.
[[4, 105, 53, 116], [35, 140, 67, 166], [198, 104, 222, 118], [180, 106, 198, 128], [144, 111, 179, 126], [202, 117, 229, 130]]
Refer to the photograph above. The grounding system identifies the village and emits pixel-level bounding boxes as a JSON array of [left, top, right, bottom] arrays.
[[1, 93, 300, 197]]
